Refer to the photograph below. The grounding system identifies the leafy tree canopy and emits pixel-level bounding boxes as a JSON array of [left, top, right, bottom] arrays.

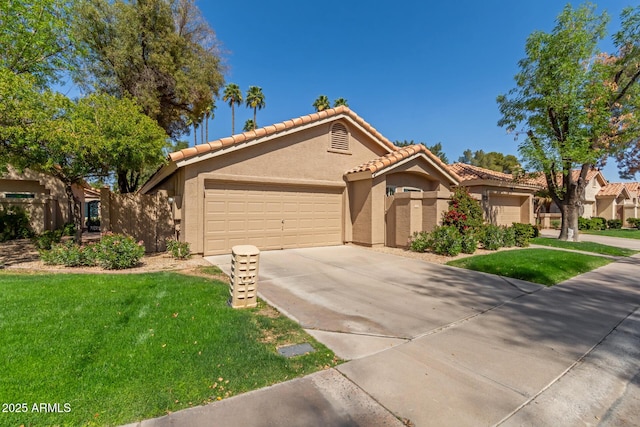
[[394, 140, 449, 163], [497, 3, 640, 240], [0, 0, 75, 87], [72, 0, 225, 139], [457, 149, 521, 174], [312, 95, 330, 112]]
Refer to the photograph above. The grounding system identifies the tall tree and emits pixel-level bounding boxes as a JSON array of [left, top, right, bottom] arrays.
[[312, 95, 330, 112], [497, 4, 640, 241], [333, 98, 349, 108], [223, 83, 242, 134], [203, 101, 215, 142], [72, 0, 225, 139], [243, 119, 255, 132], [0, 0, 75, 87], [457, 149, 521, 173], [426, 142, 448, 164], [245, 86, 265, 129]]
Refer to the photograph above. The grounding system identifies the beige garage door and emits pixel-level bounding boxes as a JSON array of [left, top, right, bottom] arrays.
[[490, 195, 522, 226], [204, 183, 343, 255]]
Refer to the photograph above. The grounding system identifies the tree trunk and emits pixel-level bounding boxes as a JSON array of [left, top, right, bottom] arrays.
[[231, 104, 235, 135], [559, 197, 581, 242], [63, 182, 83, 244]]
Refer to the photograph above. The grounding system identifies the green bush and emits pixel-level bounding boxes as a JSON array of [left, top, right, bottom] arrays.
[[429, 226, 463, 256], [166, 238, 191, 259], [578, 216, 590, 230], [460, 232, 478, 254], [607, 219, 622, 229], [627, 217, 640, 229], [0, 205, 33, 242], [40, 233, 144, 270], [409, 231, 431, 253], [502, 226, 516, 247], [33, 229, 64, 250], [480, 225, 504, 250], [511, 223, 536, 247], [550, 219, 561, 229], [591, 217, 607, 230], [40, 240, 96, 267], [95, 233, 145, 270], [62, 222, 76, 236]]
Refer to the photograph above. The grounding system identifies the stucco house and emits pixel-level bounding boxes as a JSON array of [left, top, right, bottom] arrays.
[[140, 107, 461, 255], [534, 169, 638, 226], [0, 166, 95, 233], [448, 163, 541, 226]]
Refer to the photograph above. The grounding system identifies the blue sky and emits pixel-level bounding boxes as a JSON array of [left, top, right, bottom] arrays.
[[192, 1, 635, 182]]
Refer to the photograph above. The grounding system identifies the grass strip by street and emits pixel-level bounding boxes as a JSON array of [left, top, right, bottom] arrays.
[[581, 229, 640, 240], [0, 271, 338, 427], [530, 237, 638, 257], [446, 248, 612, 286]]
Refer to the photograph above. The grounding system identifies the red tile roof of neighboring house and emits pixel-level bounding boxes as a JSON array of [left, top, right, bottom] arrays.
[[449, 163, 542, 188], [346, 144, 460, 181], [598, 182, 627, 197], [168, 106, 397, 163], [528, 168, 605, 188], [624, 182, 640, 195]]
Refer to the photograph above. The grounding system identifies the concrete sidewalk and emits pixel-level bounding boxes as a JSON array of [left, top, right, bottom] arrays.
[[125, 246, 640, 427]]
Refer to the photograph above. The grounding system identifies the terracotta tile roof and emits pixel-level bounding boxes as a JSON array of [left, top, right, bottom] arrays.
[[624, 182, 640, 195], [449, 163, 542, 188], [168, 106, 397, 162], [598, 182, 629, 197], [346, 144, 460, 181], [528, 169, 605, 188]]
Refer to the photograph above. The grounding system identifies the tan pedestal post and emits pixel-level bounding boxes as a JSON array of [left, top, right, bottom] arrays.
[[229, 245, 260, 308]]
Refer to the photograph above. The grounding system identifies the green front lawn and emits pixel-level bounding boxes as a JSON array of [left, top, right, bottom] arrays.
[[582, 228, 640, 239], [447, 248, 612, 286], [530, 237, 638, 256], [0, 271, 337, 426]]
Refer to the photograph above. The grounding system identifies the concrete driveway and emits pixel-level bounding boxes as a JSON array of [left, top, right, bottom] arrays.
[[208, 245, 541, 359], [203, 244, 640, 426]]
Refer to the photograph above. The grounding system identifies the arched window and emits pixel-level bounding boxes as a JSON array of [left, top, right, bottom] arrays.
[[329, 123, 349, 151]]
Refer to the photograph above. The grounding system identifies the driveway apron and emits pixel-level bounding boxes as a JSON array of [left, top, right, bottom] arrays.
[[205, 245, 640, 426]]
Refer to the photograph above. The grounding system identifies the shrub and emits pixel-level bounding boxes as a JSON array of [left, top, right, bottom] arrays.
[[409, 231, 430, 253], [607, 219, 622, 229], [627, 217, 640, 229], [591, 217, 607, 230], [0, 205, 33, 242], [40, 240, 96, 267], [429, 226, 463, 256], [578, 216, 590, 230], [480, 225, 504, 250], [95, 233, 145, 270], [460, 232, 478, 254], [166, 238, 191, 259], [502, 226, 516, 247], [550, 220, 561, 229], [33, 229, 63, 250], [62, 222, 76, 236], [511, 223, 536, 247], [442, 187, 484, 234]]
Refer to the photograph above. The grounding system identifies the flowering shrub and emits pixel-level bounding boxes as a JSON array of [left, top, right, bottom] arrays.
[[40, 233, 144, 270], [95, 233, 145, 270], [480, 225, 504, 250], [442, 187, 484, 234], [166, 238, 191, 259]]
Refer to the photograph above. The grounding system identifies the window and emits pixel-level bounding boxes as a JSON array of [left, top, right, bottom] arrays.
[[4, 193, 35, 199], [329, 123, 349, 151], [386, 186, 397, 196]]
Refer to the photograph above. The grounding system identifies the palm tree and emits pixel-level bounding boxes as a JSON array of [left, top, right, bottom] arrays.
[[333, 97, 349, 108], [203, 101, 216, 142], [312, 95, 330, 112], [243, 119, 255, 132], [245, 86, 265, 129], [223, 83, 242, 135]]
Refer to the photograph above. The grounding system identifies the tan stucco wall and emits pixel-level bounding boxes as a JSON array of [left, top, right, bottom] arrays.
[[0, 167, 72, 233], [349, 178, 373, 246], [463, 184, 536, 225], [171, 121, 391, 253], [597, 197, 615, 220]]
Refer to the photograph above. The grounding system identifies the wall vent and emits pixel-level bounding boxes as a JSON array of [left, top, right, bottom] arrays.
[[330, 123, 349, 151]]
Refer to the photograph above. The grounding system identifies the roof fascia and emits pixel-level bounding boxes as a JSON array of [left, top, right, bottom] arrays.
[[371, 153, 460, 185]]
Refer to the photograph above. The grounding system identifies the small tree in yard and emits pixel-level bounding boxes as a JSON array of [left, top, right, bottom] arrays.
[[497, 4, 640, 241]]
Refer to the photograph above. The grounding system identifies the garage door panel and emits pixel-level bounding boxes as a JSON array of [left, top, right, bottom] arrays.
[[490, 196, 523, 226], [204, 184, 343, 255]]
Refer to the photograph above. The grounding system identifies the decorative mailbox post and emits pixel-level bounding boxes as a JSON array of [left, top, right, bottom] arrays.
[[229, 245, 260, 308]]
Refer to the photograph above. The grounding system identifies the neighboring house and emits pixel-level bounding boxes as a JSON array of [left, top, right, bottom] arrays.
[[449, 163, 541, 226], [0, 166, 94, 233], [140, 106, 461, 255], [531, 169, 639, 226]]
